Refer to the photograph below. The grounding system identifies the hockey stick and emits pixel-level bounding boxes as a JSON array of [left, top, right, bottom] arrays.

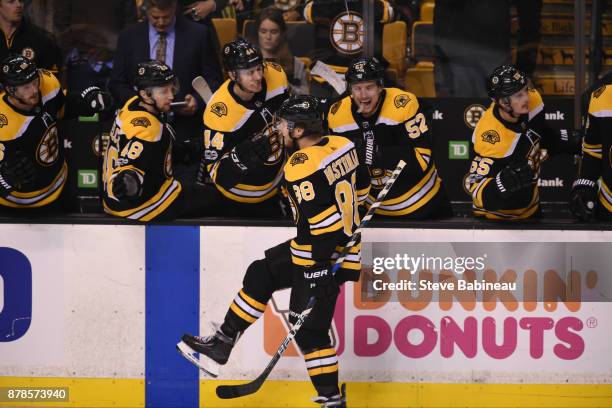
[[216, 159, 407, 400], [192, 76, 213, 104]]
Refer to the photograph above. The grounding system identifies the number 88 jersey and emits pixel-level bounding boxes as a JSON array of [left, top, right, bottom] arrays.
[[102, 96, 182, 221], [284, 136, 370, 283]]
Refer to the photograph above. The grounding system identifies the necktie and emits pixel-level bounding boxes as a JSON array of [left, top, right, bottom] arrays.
[[156, 32, 167, 63]]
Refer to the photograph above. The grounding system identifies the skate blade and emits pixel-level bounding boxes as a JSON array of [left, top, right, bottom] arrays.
[[176, 341, 220, 378]]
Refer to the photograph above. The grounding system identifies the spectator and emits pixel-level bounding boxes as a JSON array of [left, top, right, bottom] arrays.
[[254, 7, 308, 94], [109, 0, 222, 178], [0, 0, 62, 72]]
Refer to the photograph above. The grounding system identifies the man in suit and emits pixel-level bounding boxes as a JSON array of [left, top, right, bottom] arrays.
[[110, 0, 222, 177]]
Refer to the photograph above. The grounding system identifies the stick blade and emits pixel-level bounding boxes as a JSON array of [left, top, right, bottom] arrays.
[[216, 379, 263, 399]]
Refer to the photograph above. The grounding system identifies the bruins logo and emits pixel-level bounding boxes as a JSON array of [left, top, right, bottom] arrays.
[[22, 47, 35, 60], [131, 117, 151, 128], [330, 11, 364, 54], [464, 104, 486, 129], [37, 125, 60, 166], [593, 85, 606, 98], [290, 152, 308, 166], [266, 61, 282, 72], [330, 101, 341, 115], [0, 114, 7, 128], [394, 94, 410, 109], [211, 102, 228, 118], [481, 130, 500, 144]]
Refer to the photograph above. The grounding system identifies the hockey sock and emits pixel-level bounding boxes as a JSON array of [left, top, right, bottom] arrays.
[[304, 347, 340, 397], [222, 289, 267, 334]]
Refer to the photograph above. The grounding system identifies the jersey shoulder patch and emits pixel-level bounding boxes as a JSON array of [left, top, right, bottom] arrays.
[[203, 81, 249, 132], [327, 96, 354, 131], [472, 107, 518, 159], [38, 70, 61, 101], [0, 99, 29, 141], [379, 88, 419, 123], [588, 85, 612, 116], [264, 62, 289, 99], [119, 99, 162, 142]]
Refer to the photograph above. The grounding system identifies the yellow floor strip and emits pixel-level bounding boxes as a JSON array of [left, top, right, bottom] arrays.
[[0, 377, 144, 407], [201, 380, 612, 408]]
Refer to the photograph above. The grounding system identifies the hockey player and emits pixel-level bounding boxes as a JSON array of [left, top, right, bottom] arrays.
[[180, 95, 371, 407], [196, 38, 289, 217], [464, 65, 581, 220], [327, 56, 450, 219], [0, 55, 111, 212], [570, 76, 612, 221], [103, 60, 209, 221]]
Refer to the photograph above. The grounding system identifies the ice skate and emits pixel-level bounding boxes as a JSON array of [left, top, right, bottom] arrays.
[[177, 323, 238, 378], [312, 383, 346, 407]]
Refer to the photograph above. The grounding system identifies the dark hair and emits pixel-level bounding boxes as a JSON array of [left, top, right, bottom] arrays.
[[145, 0, 177, 11], [254, 7, 294, 75]]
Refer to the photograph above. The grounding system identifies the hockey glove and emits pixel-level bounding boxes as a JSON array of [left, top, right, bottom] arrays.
[[81, 86, 113, 114], [112, 170, 143, 200], [303, 262, 339, 301], [570, 178, 598, 222], [559, 129, 583, 155], [495, 161, 535, 198], [231, 134, 272, 172], [0, 151, 36, 197]]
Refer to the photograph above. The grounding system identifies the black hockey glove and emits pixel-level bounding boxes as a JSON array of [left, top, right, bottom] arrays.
[[570, 178, 598, 222], [559, 129, 583, 155], [81, 86, 113, 114], [112, 170, 142, 200], [303, 262, 340, 301], [494, 161, 535, 198], [231, 134, 272, 172], [0, 151, 36, 197]]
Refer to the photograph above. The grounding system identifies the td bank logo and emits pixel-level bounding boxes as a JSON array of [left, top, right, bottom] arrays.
[[78, 169, 98, 188], [263, 288, 346, 356], [449, 141, 469, 159]]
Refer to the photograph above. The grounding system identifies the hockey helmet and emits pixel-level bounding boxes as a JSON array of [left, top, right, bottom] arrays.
[[276, 95, 323, 134], [345, 57, 385, 86], [0, 55, 38, 87], [486, 65, 528, 99], [134, 60, 179, 92], [222, 38, 263, 71]]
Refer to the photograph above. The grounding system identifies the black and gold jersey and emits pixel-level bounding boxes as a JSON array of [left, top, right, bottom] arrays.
[[303, 0, 394, 73], [102, 96, 181, 221], [202, 61, 289, 204], [0, 70, 67, 208], [578, 83, 612, 216], [464, 88, 550, 220], [284, 135, 370, 283], [327, 87, 443, 218]]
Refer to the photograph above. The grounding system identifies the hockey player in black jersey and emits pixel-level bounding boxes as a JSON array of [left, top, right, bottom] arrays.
[[465, 65, 581, 220], [0, 55, 111, 212], [103, 60, 210, 221], [570, 76, 612, 221], [327, 56, 450, 219], [180, 95, 370, 407], [196, 38, 289, 217]]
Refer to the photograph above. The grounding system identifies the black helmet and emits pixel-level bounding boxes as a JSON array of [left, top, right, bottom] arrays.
[[486, 65, 528, 99], [345, 57, 385, 86], [276, 95, 323, 135], [222, 38, 263, 71], [134, 60, 178, 91], [0, 55, 38, 87]]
